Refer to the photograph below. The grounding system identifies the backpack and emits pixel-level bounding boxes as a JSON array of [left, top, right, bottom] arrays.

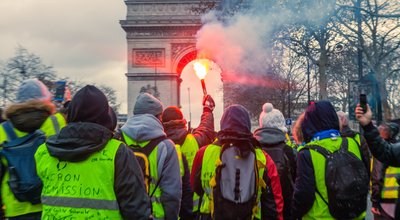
[[128, 136, 166, 196], [0, 122, 45, 204], [210, 143, 267, 220], [305, 138, 369, 219]]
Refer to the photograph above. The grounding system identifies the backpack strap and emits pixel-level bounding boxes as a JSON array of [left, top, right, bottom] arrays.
[[339, 138, 349, 152], [130, 136, 167, 198], [50, 115, 60, 134], [130, 136, 166, 156], [304, 145, 331, 158], [3, 121, 17, 141]]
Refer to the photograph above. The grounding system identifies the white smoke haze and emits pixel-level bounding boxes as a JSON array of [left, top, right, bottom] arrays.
[[196, 0, 336, 79]]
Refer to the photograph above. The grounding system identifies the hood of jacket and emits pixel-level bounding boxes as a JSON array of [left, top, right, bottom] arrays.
[[4, 100, 55, 133], [163, 119, 188, 145], [45, 122, 113, 162], [302, 100, 340, 143], [253, 127, 286, 146], [121, 114, 166, 142], [67, 85, 116, 131]]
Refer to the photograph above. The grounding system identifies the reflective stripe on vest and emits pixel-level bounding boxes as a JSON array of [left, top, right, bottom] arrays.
[[299, 137, 366, 220], [0, 114, 66, 217], [382, 166, 400, 199], [41, 196, 119, 210], [199, 144, 266, 218], [35, 139, 123, 219]]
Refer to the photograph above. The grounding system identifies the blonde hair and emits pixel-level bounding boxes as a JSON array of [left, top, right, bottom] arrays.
[[292, 112, 305, 145]]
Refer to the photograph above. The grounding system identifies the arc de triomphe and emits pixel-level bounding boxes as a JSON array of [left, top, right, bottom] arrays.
[[120, 0, 205, 115]]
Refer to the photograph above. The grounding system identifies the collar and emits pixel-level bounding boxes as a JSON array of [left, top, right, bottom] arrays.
[[311, 129, 340, 141]]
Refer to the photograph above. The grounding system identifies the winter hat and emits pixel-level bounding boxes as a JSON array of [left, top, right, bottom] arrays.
[[259, 103, 287, 133], [67, 85, 115, 131], [301, 100, 340, 143], [162, 106, 184, 122], [16, 79, 52, 104], [133, 93, 163, 116]]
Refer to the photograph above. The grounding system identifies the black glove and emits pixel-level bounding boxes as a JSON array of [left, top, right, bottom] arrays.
[[202, 95, 215, 112]]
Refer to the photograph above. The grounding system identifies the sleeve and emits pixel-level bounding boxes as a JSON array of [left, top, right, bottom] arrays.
[[291, 149, 316, 218], [261, 151, 284, 220], [159, 140, 182, 220], [370, 157, 384, 208], [362, 122, 400, 167], [359, 134, 371, 177], [191, 146, 207, 195], [192, 110, 215, 148], [180, 155, 194, 220], [114, 144, 151, 220]]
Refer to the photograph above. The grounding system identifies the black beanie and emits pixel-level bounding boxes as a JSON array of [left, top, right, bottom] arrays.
[[162, 106, 183, 122], [67, 85, 115, 131]]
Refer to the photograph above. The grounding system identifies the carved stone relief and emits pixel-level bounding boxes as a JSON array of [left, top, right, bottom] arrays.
[[171, 43, 195, 59], [132, 49, 165, 67]]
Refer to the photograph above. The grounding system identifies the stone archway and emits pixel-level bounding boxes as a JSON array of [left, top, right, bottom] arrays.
[[120, 1, 203, 116]]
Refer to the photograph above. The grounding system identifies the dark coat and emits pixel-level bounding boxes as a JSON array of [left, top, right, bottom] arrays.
[[254, 127, 296, 220]]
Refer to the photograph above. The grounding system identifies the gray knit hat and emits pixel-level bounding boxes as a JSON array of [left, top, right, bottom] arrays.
[[16, 79, 52, 103], [259, 103, 287, 133], [133, 93, 163, 116]]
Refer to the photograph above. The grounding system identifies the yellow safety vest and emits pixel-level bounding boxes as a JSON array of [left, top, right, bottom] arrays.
[[298, 137, 365, 220], [35, 139, 123, 219], [0, 114, 66, 217], [382, 166, 400, 199]]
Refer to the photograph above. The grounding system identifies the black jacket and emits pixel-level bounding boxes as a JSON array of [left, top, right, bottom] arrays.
[[362, 122, 400, 219], [46, 122, 151, 220]]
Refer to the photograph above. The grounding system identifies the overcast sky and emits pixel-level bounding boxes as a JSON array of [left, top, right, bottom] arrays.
[[0, 0, 226, 129], [0, 0, 128, 111]]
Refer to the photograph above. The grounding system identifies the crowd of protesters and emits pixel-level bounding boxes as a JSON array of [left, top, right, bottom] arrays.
[[0, 78, 399, 220]]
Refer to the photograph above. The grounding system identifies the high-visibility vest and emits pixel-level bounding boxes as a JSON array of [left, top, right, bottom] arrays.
[[177, 134, 201, 212], [199, 144, 266, 219], [298, 138, 366, 220], [122, 133, 166, 220], [382, 166, 400, 199], [0, 114, 66, 217], [35, 139, 123, 219]]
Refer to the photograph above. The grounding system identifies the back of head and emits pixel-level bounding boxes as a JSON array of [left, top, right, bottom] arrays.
[[133, 93, 163, 117], [302, 100, 340, 143], [388, 122, 400, 139], [220, 104, 251, 134], [162, 106, 183, 123], [259, 103, 287, 133], [336, 111, 349, 128], [67, 85, 115, 131], [5, 79, 55, 132]]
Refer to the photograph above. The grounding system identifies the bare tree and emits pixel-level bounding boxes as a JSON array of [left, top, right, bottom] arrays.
[[0, 46, 56, 106], [336, 0, 400, 120]]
